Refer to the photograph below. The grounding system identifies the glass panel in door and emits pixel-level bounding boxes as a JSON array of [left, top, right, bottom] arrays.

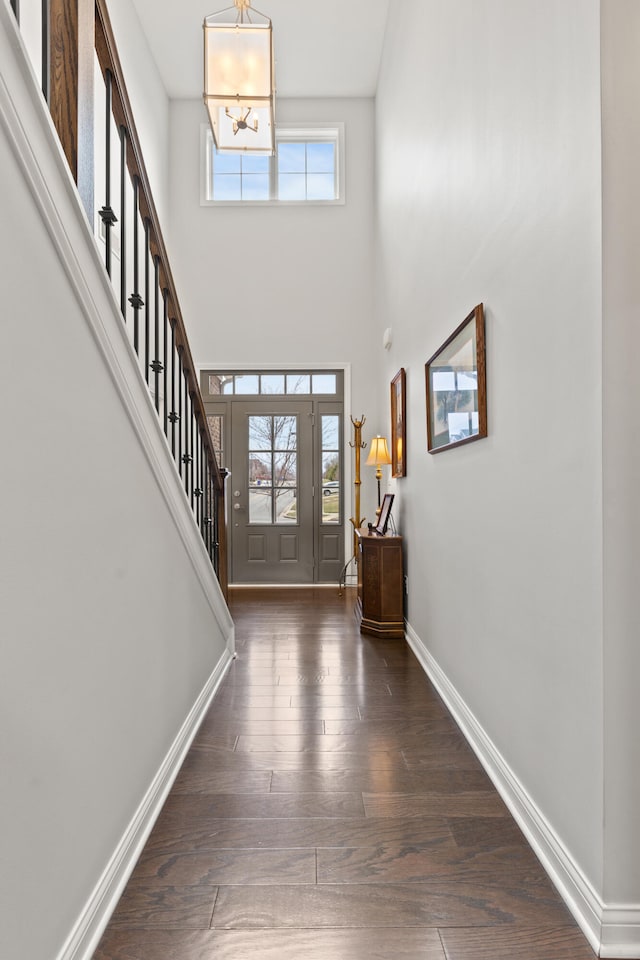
[[248, 415, 298, 525]]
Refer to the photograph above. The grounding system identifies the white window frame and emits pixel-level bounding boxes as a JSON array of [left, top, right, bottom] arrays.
[[200, 122, 345, 207]]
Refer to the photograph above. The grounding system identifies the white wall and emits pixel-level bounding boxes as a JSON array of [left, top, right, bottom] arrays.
[[167, 97, 381, 433], [106, 0, 170, 229], [376, 0, 604, 916], [601, 0, 640, 921], [0, 9, 232, 959], [167, 96, 384, 527]]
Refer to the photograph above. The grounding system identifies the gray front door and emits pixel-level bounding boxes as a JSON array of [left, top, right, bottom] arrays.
[[231, 401, 314, 583], [202, 369, 345, 585]]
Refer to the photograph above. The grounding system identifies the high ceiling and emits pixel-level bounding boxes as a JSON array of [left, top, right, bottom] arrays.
[[130, 0, 391, 100]]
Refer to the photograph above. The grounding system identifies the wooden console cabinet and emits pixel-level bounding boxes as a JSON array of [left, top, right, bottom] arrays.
[[355, 527, 404, 639]]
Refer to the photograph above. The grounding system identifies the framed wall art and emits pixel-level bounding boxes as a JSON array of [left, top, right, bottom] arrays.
[[425, 303, 487, 454], [375, 493, 395, 535], [390, 368, 406, 477]]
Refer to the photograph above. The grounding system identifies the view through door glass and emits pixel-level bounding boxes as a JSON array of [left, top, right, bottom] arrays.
[[248, 414, 299, 524]]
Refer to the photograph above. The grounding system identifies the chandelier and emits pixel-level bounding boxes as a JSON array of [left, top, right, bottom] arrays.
[[203, 0, 275, 155]]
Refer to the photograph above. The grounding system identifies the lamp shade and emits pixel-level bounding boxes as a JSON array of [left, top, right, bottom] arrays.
[[203, 4, 275, 155], [366, 436, 392, 466]]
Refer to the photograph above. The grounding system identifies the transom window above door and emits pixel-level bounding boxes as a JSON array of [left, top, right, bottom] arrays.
[[208, 372, 338, 396]]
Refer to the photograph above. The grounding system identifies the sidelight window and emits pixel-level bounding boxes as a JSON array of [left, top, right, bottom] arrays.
[[321, 415, 341, 524]]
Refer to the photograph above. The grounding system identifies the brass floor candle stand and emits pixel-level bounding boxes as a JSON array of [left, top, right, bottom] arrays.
[[338, 415, 366, 595]]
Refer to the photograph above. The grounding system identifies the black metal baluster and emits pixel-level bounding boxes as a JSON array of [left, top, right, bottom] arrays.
[[143, 221, 150, 384], [194, 427, 202, 528], [200, 431, 205, 527], [41, 0, 50, 101], [182, 372, 191, 495], [98, 70, 117, 277], [119, 126, 127, 319], [203, 467, 210, 554], [162, 292, 169, 437], [150, 257, 162, 410], [203, 459, 210, 553], [169, 322, 178, 457], [177, 349, 183, 476], [213, 481, 220, 575], [129, 177, 143, 353], [190, 404, 195, 509], [202, 444, 207, 541], [193, 422, 198, 522], [211, 475, 217, 566]]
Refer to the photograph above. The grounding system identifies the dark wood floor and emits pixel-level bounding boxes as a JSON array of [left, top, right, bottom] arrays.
[[94, 587, 598, 960]]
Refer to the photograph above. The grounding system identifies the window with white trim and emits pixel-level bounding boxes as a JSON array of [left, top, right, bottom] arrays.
[[201, 124, 344, 205]]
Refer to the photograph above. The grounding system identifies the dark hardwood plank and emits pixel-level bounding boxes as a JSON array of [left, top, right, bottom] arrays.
[[95, 927, 448, 960], [448, 815, 528, 849], [287, 694, 395, 708], [210, 751, 411, 772], [323, 716, 456, 736], [402, 735, 485, 771], [275, 677, 394, 688], [439, 924, 599, 959], [142, 816, 454, 857], [171, 768, 272, 795], [269, 769, 457, 794], [203, 695, 293, 710], [355, 697, 453, 717], [363, 792, 508, 818], [170, 749, 408, 774], [172, 734, 237, 753], [157, 792, 366, 819], [197, 719, 325, 736], [106, 883, 217, 928], [236, 733, 408, 754], [210, 881, 572, 929], [133, 848, 316, 885], [316, 840, 547, 885], [204, 704, 361, 721]]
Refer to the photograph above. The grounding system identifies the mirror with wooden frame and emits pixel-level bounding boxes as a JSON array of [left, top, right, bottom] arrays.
[[425, 304, 487, 453]]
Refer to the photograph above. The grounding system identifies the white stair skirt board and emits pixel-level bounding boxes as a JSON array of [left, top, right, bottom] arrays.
[[55, 649, 234, 960], [0, 1, 232, 632], [405, 621, 640, 960]]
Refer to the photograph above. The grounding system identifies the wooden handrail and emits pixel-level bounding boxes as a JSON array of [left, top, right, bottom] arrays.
[[93, 0, 221, 492], [41, 0, 227, 593]]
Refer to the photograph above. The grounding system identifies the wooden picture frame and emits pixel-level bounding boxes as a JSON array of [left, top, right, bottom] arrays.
[[375, 493, 395, 535], [390, 368, 406, 477], [425, 303, 487, 454]]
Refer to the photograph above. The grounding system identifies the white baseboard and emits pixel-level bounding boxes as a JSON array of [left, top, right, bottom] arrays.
[[55, 648, 234, 960], [405, 621, 640, 960], [600, 907, 640, 958]]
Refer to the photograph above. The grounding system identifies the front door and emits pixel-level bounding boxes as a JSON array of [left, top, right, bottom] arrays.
[[202, 370, 345, 585], [231, 401, 314, 583]]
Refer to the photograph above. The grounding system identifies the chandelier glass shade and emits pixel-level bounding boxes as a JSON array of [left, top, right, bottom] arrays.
[[203, 1, 275, 155]]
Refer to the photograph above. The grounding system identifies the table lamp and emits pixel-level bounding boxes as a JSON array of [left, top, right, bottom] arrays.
[[366, 436, 392, 516]]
